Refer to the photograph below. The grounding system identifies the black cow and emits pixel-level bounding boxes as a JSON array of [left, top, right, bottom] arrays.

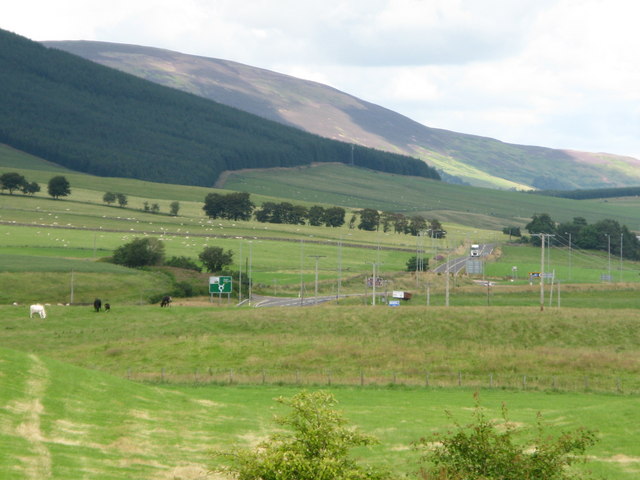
[[93, 298, 102, 312], [160, 295, 172, 307]]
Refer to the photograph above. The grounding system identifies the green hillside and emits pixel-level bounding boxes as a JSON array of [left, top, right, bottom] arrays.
[[45, 40, 640, 190], [0, 29, 438, 188], [220, 163, 640, 228]]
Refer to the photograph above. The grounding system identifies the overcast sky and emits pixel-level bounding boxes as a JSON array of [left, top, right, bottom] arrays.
[[4, 0, 640, 159]]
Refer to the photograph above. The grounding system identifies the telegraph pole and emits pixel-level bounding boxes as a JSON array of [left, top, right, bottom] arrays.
[[309, 255, 326, 301], [300, 239, 304, 306], [532, 233, 554, 311], [565, 232, 572, 280], [620, 232, 624, 283], [367, 262, 382, 306], [337, 236, 342, 302]]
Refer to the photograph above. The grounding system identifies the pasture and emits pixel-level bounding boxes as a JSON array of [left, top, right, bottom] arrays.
[[3, 147, 640, 479], [2, 342, 640, 479]]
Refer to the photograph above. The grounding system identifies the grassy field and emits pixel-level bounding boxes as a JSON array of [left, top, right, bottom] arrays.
[[2, 304, 640, 393], [2, 345, 640, 480], [3, 146, 640, 479]]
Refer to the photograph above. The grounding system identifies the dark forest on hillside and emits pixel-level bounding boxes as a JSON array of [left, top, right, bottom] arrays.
[[0, 29, 439, 187]]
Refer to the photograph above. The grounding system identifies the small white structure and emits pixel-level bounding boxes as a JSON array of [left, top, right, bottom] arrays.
[[29, 304, 47, 319]]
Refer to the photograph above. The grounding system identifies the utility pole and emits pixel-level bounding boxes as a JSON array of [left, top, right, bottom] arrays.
[[248, 241, 253, 306], [565, 232, 572, 281], [620, 232, 624, 283], [309, 255, 326, 301], [532, 233, 554, 311], [238, 241, 243, 302], [300, 239, 304, 306], [337, 236, 342, 302], [445, 254, 450, 307], [608, 234, 611, 277], [367, 262, 382, 306]]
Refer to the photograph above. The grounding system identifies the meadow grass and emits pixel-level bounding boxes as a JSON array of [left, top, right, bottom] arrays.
[[3, 304, 640, 392], [1, 346, 639, 479]]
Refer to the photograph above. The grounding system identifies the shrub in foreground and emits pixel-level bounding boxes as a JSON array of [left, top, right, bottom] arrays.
[[215, 390, 389, 480], [416, 394, 597, 480]]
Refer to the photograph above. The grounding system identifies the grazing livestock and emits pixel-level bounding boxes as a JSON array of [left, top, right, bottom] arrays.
[[29, 304, 47, 319], [160, 295, 172, 307], [93, 298, 102, 312], [104, 303, 110, 312]]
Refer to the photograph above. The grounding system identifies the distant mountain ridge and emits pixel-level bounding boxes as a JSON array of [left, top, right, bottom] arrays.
[[0, 29, 439, 188], [45, 40, 640, 190]]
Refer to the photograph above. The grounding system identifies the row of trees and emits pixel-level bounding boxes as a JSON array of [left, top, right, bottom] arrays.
[[0, 172, 70, 198], [354, 208, 446, 237], [255, 202, 346, 227], [203, 192, 445, 236], [102, 191, 180, 215], [525, 213, 640, 260]]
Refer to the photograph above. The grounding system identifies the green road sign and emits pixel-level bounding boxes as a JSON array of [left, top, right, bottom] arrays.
[[209, 276, 232, 294]]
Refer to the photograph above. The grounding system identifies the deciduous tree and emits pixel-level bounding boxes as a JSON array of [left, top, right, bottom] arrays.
[[215, 391, 387, 480], [112, 237, 165, 268], [47, 176, 71, 199], [0, 172, 26, 194], [199, 246, 234, 273], [21, 181, 40, 196], [102, 191, 116, 205]]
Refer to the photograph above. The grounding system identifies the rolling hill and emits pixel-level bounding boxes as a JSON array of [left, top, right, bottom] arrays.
[[45, 40, 640, 191], [0, 29, 438, 189]]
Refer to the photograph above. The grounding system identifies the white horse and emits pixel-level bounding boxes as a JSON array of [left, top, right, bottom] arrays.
[[29, 304, 47, 319]]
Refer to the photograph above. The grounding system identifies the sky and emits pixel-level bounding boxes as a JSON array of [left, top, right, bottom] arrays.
[[4, 0, 640, 159]]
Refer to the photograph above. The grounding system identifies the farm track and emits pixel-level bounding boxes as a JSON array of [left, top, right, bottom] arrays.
[[0, 220, 417, 252]]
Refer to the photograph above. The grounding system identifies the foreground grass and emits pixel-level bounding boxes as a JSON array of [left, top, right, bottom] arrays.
[[3, 304, 640, 393], [2, 346, 640, 479]]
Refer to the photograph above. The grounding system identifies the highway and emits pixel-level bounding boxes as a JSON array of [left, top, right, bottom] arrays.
[[432, 243, 493, 274], [245, 243, 494, 307]]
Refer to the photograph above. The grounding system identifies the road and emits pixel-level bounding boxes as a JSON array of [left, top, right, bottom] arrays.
[[247, 243, 495, 307], [432, 243, 494, 274], [250, 294, 345, 308]]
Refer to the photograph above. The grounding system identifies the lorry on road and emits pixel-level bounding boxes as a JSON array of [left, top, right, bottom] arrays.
[[470, 244, 480, 257]]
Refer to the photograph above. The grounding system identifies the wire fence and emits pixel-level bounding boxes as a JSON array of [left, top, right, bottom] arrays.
[[112, 367, 640, 395]]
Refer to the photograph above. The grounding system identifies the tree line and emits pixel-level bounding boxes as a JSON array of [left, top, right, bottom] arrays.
[[531, 185, 640, 200], [0, 29, 440, 189], [203, 192, 444, 236], [523, 213, 640, 260], [102, 191, 180, 215], [0, 172, 70, 199]]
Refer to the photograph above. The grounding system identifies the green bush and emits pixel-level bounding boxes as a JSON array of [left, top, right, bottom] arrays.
[[164, 256, 202, 272], [215, 390, 390, 480], [416, 394, 597, 480]]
